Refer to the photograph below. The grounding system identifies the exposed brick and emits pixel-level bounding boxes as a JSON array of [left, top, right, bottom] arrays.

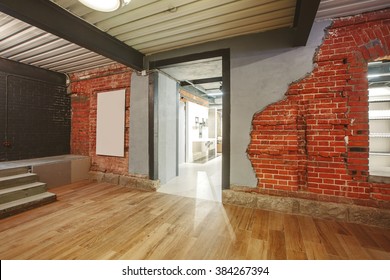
[[248, 9, 390, 206], [70, 63, 132, 175]]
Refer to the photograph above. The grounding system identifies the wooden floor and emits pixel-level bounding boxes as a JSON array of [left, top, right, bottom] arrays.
[[0, 181, 389, 260]]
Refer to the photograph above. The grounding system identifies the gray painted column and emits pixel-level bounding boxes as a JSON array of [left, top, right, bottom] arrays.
[[157, 72, 178, 184], [129, 73, 149, 176]]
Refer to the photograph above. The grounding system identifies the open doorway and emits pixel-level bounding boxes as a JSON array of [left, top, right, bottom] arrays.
[[148, 50, 230, 202], [159, 73, 223, 202]]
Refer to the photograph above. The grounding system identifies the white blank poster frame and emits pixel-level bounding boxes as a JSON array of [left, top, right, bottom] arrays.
[[96, 89, 126, 157]]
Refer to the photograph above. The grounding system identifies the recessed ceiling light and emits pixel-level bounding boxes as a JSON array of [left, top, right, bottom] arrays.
[[78, 0, 131, 12]]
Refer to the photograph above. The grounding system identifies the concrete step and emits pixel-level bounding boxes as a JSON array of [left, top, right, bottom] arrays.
[[0, 182, 47, 204], [0, 167, 30, 178], [0, 173, 38, 190], [0, 192, 57, 219]]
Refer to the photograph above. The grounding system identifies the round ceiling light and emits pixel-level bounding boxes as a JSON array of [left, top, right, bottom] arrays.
[[78, 0, 131, 12]]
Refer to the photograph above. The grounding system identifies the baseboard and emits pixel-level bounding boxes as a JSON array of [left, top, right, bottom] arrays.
[[223, 189, 390, 228], [89, 171, 159, 191]]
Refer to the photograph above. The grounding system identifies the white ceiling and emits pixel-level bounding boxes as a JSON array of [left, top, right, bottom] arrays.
[[158, 57, 223, 99], [159, 58, 223, 82]]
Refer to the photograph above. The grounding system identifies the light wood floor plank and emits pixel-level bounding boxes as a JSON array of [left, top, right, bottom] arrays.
[[0, 181, 389, 260], [336, 234, 371, 259], [286, 250, 308, 260], [298, 216, 322, 243], [246, 238, 268, 260], [251, 209, 269, 241], [314, 220, 349, 258], [303, 241, 329, 260], [267, 230, 286, 259], [284, 215, 305, 253]]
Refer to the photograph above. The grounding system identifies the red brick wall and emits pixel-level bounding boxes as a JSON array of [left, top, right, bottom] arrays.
[[70, 63, 132, 174], [248, 9, 390, 208]]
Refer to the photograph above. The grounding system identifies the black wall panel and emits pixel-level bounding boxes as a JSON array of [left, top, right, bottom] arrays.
[[0, 59, 70, 161]]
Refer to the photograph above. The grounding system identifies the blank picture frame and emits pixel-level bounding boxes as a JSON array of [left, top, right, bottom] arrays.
[[96, 89, 126, 157]]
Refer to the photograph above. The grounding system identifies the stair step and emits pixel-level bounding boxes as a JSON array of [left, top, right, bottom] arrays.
[[0, 192, 57, 219], [0, 167, 30, 178], [0, 182, 47, 204], [0, 173, 38, 190]]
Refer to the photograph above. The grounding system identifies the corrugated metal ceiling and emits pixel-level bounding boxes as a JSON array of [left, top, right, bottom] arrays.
[[0, 0, 389, 75], [0, 12, 115, 73], [51, 0, 297, 55], [317, 0, 390, 20]]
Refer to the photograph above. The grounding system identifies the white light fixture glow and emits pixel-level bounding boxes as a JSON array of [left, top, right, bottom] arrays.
[[206, 90, 223, 97], [367, 73, 390, 78], [78, 0, 131, 12]]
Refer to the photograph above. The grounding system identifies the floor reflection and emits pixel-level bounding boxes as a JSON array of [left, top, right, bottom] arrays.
[[158, 155, 222, 202]]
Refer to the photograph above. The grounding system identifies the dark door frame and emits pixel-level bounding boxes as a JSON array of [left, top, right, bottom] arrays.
[[148, 48, 231, 189]]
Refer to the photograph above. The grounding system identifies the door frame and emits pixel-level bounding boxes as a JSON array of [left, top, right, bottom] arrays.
[[148, 49, 231, 189]]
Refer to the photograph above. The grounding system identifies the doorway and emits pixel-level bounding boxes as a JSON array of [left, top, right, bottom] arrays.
[[148, 50, 230, 202], [159, 78, 223, 202]]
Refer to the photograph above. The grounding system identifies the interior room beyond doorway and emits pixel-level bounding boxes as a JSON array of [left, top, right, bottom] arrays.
[[155, 57, 224, 202], [158, 155, 222, 202], [158, 79, 223, 202]]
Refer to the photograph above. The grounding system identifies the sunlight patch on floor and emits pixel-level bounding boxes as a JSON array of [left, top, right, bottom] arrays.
[[158, 156, 222, 202]]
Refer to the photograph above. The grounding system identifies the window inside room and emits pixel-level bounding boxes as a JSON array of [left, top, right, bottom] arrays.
[[368, 60, 390, 178]]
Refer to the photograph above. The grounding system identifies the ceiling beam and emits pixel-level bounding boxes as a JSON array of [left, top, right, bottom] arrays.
[[150, 50, 223, 69], [0, 0, 144, 71], [293, 0, 321, 46], [180, 77, 222, 86], [0, 57, 65, 85]]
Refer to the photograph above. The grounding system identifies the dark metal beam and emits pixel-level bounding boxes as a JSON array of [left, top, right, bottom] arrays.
[[0, 57, 65, 85], [293, 0, 321, 46], [149, 50, 224, 69], [180, 77, 222, 86], [0, 0, 144, 71], [221, 49, 231, 190], [148, 72, 158, 180]]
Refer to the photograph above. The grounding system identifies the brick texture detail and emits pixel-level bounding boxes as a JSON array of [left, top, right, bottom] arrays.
[[70, 63, 132, 174], [248, 9, 390, 207]]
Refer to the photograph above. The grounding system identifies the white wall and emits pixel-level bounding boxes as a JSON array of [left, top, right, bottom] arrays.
[[208, 108, 217, 139], [186, 101, 209, 162], [96, 89, 125, 157], [178, 101, 186, 165]]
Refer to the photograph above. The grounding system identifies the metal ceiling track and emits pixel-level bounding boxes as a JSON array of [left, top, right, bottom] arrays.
[[180, 77, 222, 87], [0, 0, 144, 71]]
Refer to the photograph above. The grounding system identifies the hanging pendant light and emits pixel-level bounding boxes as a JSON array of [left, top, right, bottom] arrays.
[[78, 0, 131, 12]]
